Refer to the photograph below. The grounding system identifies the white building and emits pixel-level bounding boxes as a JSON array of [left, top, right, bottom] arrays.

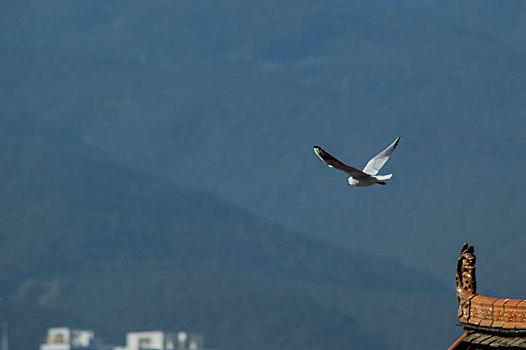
[[40, 328, 113, 350], [40, 328, 212, 350], [114, 331, 204, 350]]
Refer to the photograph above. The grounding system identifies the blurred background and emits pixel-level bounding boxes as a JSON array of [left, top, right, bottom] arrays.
[[0, 0, 525, 349]]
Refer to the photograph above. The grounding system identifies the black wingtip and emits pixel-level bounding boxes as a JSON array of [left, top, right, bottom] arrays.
[[393, 136, 400, 149], [313, 146, 324, 154]]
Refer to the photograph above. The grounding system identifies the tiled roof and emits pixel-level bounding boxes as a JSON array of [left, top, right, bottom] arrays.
[[463, 330, 526, 348], [457, 293, 526, 330]]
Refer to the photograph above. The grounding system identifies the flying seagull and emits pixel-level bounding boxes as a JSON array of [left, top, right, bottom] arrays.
[[313, 136, 400, 187]]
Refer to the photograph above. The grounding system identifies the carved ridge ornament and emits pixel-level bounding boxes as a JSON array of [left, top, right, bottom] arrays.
[[456, 243, 477, 295], [456, 243, 476, 319]]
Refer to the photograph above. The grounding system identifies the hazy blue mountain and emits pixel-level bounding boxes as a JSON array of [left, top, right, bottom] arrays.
[[0, 1, 524, 349], [0, 138, 441, 292], [2, 0, 523, 291], [0, 138, 453, 350], [363, 0, 526, 51]]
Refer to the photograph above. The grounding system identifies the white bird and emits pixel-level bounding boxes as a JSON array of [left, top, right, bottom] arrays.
[[313, 136, 400, 187]]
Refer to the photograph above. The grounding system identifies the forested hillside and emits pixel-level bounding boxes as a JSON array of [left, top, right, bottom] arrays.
[[0, 139, 451, 349], [0, 1, 524, 349], [1, 1, 524, 290]]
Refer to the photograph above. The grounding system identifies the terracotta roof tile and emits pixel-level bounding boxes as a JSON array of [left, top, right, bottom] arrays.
[[492, 299, 507, 328], [461, 297, 526, 330], [503, 299, 523, 329], [518, 300, 526, 329], [469, 295, 494, 326]]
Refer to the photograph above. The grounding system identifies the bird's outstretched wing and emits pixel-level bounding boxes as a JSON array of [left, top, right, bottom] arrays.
[[313, 146, 368, 178], [362, 136, 400, 175]]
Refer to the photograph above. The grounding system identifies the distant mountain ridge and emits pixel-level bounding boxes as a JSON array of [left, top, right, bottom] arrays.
[[0, 138, 439, 289], [0, 137, 450, 349], [0, 1, 524, 349], [0, 2, 523, 288]]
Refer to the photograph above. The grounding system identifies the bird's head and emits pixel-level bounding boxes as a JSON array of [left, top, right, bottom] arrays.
[[348, 177, 359, 186]]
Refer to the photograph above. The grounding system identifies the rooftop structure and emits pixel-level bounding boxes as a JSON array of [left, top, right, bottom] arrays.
[[40, 328, 213, 350], [40, 327, 113, 350], [114, 330, 204, 350], [448, 244, 526, 349]]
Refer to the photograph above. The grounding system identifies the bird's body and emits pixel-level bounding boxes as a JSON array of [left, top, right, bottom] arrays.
[[313, 137, 400, 187], [347, 174, 392, 187]]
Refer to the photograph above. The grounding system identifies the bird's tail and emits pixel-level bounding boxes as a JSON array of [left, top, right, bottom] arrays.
[[375, 174, 392, 181]]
